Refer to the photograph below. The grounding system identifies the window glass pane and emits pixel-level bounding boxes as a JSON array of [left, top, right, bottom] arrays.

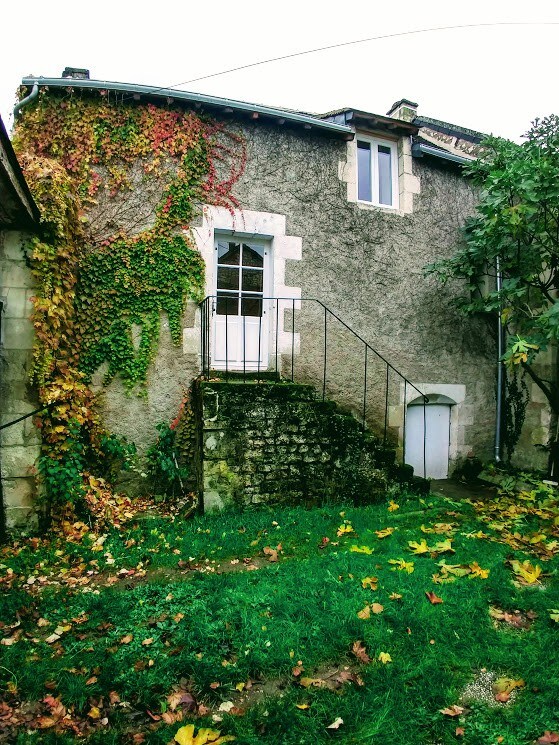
[[217, 266, 239, 291], [241, 268, 263, 293], [242, 243, 264, 268], [217, 242, 241, 265], [377, 145, 393, 206], [357, 141, 372, 202], [216, 293, 238, 316], [241, 295, 262, 317]]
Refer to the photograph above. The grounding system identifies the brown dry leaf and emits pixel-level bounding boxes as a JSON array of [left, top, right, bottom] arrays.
[[352, 640, 371, 664], [440, 704, 464, 717], [371, 603, 384, 614], [361, 576, 378, 590], [389, 592, 402, 600], [327, 717, 344, 729], [292, 666, 304, 677], [494, 692, 510, 703], [357, 605, 371, 620], [537, 732, 559, 744], [45, 633, 61, 644], [425, 591, 443, 605], [37, 618, 50, 628], [263, 547, 278, 562], [109, 691, 121, 705], [142, 638, 154, 646], [167, 689, 196, 712], [85, 676, 97, 685], [456, 726, 465, 737], [209, 682, 220, 689], [120, 634, 133, 644]]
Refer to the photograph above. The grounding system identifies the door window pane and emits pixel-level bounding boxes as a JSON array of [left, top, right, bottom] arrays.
[[217, 242, 241, 265], [357, 141, 372, 202], [377, 145, 393, 206], [241, 295, 263, 317], [241, 268, 263, 293], [242, 243, 264, 268], [216, 293, 238, 315], [217, 266, 239, 291]]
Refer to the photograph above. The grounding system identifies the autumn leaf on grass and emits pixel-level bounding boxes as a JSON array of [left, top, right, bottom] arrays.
[[350, 545, 374, 554], [389, 558, 414, 573], [408, 539, 430, 555], [361, 576, 378, 590], [389, 592, 402, 600], [510, 559, 542, 585], [421, 523, 456, 535], [375, 527, 395, 539], [295, 703, 310, 709], [468, 561, 489, 579], [378, 652, 392, 664], [337, 523, 354, 537], [263, 546, 278, 562], [493, 677, 524, 703], [352, 641, 371, 664], [430, 539, 455, 555], [371, 603, 384, 614], [425, 591, 443, 605], [357, 605, 371, 620], [537, 732, 559, 744], [549, 609, 559, 623], [440, 705, 464, 717], [388, 500, 400, 512], [174, 724, 236, 744]]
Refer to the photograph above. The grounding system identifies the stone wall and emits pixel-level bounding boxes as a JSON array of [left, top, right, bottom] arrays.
[[199, 381, 399, 511], [0, 230, 40, 528]]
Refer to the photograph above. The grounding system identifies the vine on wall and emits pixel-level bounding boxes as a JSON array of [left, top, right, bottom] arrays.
[[13, 88, 245, 509]]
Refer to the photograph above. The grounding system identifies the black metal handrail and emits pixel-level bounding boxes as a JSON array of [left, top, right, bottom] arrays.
[[199, 295, 427, 473]]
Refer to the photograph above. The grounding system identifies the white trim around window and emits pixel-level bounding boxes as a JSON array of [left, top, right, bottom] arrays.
[[356, 135, 399, 209]]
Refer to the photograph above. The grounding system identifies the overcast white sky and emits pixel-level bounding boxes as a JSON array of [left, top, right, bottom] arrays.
[[2, 0, 558, 141]]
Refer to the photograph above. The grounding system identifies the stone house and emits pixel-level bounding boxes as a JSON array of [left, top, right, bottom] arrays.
[[0, 114, 40, 529], [0, 71, 548, 521]]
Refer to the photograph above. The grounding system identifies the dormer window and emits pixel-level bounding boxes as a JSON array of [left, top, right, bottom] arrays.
[[356, 136, 399, 209]]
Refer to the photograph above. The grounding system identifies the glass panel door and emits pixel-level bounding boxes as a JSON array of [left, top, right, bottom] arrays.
[[213, 239, 269, 370]]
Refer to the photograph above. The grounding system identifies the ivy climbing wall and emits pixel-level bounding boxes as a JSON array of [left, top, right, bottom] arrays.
[[12, 90, 246, 510]]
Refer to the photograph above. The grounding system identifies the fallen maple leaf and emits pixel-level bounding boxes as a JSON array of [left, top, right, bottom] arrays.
[[350, 545, 374, 554], [408, 539, 430, 555], [468, 561, 489, 579], [388, 500, 399, 512], [425, 591, 443, 605], [361, 576, 378, 590], [174, 724, 236, 744], [337, 523, 354, 537], [439, 704, 464, 717], [389, 592, 402, 600], [510, 559, 542, 585], [389, 558, 414, 573], [352, 640, 371, 664], [430, 539, 455, 554], [537, 732, 559, 744], [375, 527, 395, 539]]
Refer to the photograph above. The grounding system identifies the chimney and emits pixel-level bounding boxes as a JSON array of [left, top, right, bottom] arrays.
[[62, 67, 90, 80], [386, 98, 418, 123]]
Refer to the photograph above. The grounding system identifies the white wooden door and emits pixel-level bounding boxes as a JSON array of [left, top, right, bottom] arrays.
[[212, 239, 269, 370], [405, 404, 451, 479]]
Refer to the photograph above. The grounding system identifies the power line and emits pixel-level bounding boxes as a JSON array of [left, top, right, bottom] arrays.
[[122, 21, 559, 101]]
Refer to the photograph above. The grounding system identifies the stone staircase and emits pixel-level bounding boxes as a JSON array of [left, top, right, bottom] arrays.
[[194, 377, 426, 512]]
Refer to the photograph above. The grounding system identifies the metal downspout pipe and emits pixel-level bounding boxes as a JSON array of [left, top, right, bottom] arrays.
[[495, 257, 504, 462], [13, 82, 39, 121]]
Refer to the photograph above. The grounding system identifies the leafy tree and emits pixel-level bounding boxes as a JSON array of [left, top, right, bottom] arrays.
[[427, 115, 559, 474]]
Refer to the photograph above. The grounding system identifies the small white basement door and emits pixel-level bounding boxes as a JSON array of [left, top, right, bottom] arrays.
[[405, 396, 452, 479]]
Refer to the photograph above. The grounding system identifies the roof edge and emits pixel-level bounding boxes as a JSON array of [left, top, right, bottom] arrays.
[[20, 77, 354, 139]]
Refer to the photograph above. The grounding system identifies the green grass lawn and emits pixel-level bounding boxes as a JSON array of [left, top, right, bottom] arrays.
[[1, 489, 558, 744]]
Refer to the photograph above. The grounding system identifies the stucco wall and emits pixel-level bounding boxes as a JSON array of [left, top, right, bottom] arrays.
[[97, 118, 497, 473], [0, 230, 40, 528]]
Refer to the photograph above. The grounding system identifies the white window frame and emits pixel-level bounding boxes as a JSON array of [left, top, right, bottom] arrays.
[[356, 135, 399, 210]]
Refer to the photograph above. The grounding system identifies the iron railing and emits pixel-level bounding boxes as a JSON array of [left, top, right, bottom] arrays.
[[199, 295, 427, 471]]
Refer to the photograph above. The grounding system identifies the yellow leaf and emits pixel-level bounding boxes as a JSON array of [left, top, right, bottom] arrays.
[[337, 523, 354, 537], [493, 677, 525, 694], [378, 652, 392, 664], [350, 545, 374, 554], [174, 725, 236, 745], [235, 682, 245, 692], [88, 706, 101, 719], [431, 540, 455, 554], [389, 592, 402, 600], [375, 527, 395, 539], [299, 677, 325, 688], [510, 559, 542, 584], [388, 558, 415, 574], [408, 539, 429, 555], [388, 501, 400, 512], [295, 703, 310, 709], [361, 576, 378, 590], [468, 561, 490, 579]]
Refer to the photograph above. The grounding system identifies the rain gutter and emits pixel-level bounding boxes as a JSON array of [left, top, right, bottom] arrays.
[[20, 77, 354, 139], [412, 142, 471, 166]]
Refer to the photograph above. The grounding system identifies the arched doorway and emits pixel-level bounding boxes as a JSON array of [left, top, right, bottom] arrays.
[[405, 394, 455, 479]]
